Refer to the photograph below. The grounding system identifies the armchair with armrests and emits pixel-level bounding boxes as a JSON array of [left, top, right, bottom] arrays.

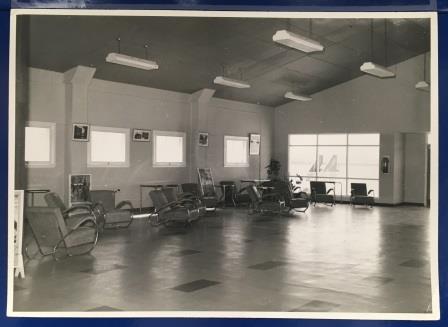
[[162, 187, 206, 216], [89, 189, 134, 229], [350, 183, 375, 208], [246, 184, 286, 215], [310, 181, 335, 207], [271, 180, 309, 213], [24, 207, 98, 260], [44, 192, 98, 222], [148, 189, 200, 227]]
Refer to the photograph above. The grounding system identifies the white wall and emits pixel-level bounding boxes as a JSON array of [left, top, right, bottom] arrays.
[[274, 54, 430, 204], [17, 67, 274, 207]]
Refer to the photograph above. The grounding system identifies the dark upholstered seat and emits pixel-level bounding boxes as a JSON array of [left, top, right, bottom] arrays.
[[89, 190, 134, 229], [246, 184, 286, 215], [44, 192, 96, 222], [269, 180, 309, 213], [350, 183, 375, 207], [310, 181, 335, 207], [149, 190, 200, 226], [25, 207, 98, 260]]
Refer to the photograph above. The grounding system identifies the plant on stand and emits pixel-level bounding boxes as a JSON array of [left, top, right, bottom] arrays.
[[265, 159, 281, 181]]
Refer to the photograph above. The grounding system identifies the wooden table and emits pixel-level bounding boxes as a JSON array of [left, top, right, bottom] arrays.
[[25, 189, 50, 206]]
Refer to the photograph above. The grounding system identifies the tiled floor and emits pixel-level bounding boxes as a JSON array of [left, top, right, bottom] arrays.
[[13, 205, 433, 313]]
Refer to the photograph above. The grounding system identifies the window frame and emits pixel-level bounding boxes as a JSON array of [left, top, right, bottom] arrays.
[[288, 133, 380, 197], [25, 121, 56, 168], [87, 125, 130, 168], [152, 130, 187, 168], [224, 135, 250, 168]]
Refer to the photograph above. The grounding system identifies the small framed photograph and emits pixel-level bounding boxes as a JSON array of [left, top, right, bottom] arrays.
[[249, 133, 261, 155], [72, 123, 89, 141], [133, 129, 151, 142], [199, 132, 209, 147]]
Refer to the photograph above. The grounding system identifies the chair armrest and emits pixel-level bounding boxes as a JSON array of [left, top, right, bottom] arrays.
[[116, 200, 133, 210], [327, 188, 335, 195], [67, 215, 97, 230], [63, 205, 93, 216], [368, 190, 375, 196]]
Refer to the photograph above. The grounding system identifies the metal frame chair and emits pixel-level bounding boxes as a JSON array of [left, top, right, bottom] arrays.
[[271, 180, 309, 213], [24, 207, 98, 261], [148, 190, 200, 227], [44, 192, 97, 221], [89, 189, 134, 229], [310, 181, 336, 207], [350, 183, 375, 208], [162, 187, 206, 216], [246, 184, 286, 215]]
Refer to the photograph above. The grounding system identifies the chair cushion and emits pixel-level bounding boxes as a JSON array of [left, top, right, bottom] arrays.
[[105, 209, 132, 224], [352, 196, 374, 205]]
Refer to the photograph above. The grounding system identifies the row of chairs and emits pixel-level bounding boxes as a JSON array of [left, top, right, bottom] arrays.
[[24, 190, 134, 260]]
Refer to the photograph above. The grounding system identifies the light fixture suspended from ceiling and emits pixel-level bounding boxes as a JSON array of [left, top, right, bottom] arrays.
[[106, 39, 159, 71], [213, 66, 250, 88], [273, 19, 324, 53], [360, 20, 395, 78], [415, 53, 430, 92], [213, 76, 251, 88], [284, 91, 312, 102]]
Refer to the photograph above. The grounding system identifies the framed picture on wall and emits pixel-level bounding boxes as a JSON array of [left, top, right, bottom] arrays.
[[249, 133, 261, 155], [133, 129, 151, 142], [69, 174, 91, 207], [198, 132, 209, 146], [72, 123, 89, 141]]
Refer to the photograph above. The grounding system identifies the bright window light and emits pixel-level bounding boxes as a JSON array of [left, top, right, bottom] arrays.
[[25, 122, 55, 167], [153, 131, 186, 167], [224, 136, 249, 167], [88, 126, 129, 167], [288, 133, 380, 196]]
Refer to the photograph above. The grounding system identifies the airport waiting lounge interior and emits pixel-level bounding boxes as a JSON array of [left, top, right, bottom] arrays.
[[11, 13, 435, 315]]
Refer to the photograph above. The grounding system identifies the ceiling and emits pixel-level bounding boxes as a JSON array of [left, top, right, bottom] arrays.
[[19, 15, 430, 107]]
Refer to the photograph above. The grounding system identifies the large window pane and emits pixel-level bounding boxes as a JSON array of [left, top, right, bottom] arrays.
[[318, 134, 347, 145], [347, 146, 379, 179], [289, 134, 317, 146], [316, 146, 347, 178], [224, 136, 248, 167], [25, 126, 51, 162], [348, 179, 379, 197], [155, 136, 183, 163], [288, 146, 317, 177], [348, 133, 380, 145], [91, 131, 127, 163]]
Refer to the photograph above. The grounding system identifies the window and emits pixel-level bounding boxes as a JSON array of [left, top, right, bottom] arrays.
[[153, 130, 186, 167], [88, 126, 129, 167], [288, 133, 380, 197], [224, 136, 249, 167], [25, 121, 56, 167]]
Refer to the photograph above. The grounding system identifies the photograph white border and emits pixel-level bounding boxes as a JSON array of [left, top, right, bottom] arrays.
[[7, 9, 439, 320]]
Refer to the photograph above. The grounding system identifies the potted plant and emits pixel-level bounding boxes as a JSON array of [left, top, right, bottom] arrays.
[[265, 159, 281, 180]]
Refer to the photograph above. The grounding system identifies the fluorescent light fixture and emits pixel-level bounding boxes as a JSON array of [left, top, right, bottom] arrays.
[[415, 81, 430, 92], [214, 76, 250, 88], [106, 52, 159, 70], [284, 91, 312, 101], [273, 30, 324, 53], [360, 62, 395, 78]]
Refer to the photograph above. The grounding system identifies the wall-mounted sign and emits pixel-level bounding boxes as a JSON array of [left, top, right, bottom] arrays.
[[249, 133, 261, 156]]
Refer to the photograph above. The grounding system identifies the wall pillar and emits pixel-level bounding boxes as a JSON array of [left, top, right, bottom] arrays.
[[189, 88, 215, 182], [63, 66, 96, 203]]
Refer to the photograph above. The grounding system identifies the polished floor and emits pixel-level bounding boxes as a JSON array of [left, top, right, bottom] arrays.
[[13, 204, 433, 313]]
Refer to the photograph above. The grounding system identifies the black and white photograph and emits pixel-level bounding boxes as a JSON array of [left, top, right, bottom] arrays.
[[198, 132, 209, 146], [133, 129, 151, 142], [8, 10, 438, 319], [72, 123, 89, 141]]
